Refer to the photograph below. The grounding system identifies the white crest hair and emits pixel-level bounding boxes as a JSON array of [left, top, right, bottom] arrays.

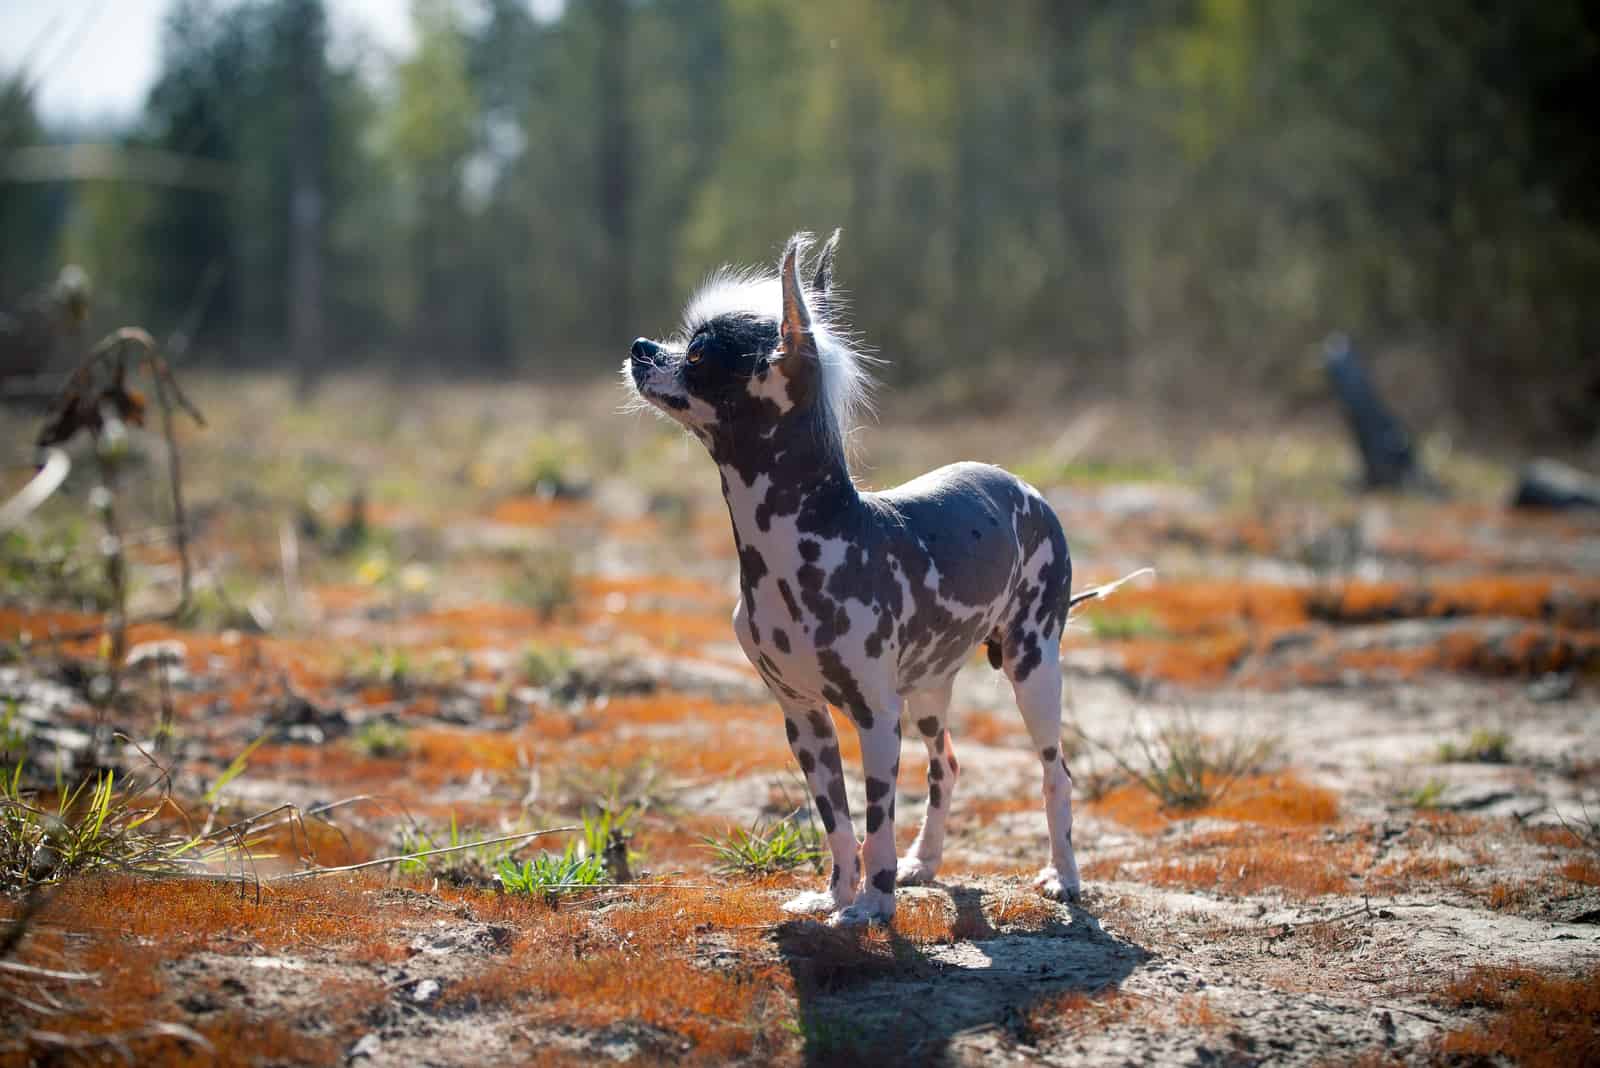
[[679, 246, 878, 466]]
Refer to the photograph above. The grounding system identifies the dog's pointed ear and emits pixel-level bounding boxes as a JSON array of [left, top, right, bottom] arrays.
[[780, 233, 816, 359], [811, 228, 840, 314], [774, 232, 820, 406]]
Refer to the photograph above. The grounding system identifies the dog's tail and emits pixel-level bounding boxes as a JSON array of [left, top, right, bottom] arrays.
[[984, 567, 1155, 669], [1067, 567, 1155, 612]]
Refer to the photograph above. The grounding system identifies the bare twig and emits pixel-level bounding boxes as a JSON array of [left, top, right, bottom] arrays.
[[8, 1021, 213, 1060], [0, 960, 97, 981]]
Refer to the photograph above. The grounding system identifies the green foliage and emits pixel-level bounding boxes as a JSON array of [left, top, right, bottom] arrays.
[[703, 816, 825, 877], [11, 1, 1600, 435], [496, 842, 607, 895], [1085, 611, 1163, 642], [505, 550, 576, 622], [203, 736, 263, 806], [1406, 779, 1449, 810], [1437, 729, 1512, 765], [581, 804, 637, 860], [350, 720, 410, 759], [0, 526, 106, 609], [0, 702, 25, 765], [520, 642, 575, 688], [396, 812, 516, 879], [0, 764, 194, 891], [345, 647, 415, 690]]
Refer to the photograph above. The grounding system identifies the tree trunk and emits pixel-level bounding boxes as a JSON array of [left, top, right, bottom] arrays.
[[595, 0, 631, 335], [287, 0, 326, 397]]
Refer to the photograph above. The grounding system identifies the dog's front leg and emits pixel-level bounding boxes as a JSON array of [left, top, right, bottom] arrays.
[[831, 703, 902, 926], [776, 701, 861, 916]]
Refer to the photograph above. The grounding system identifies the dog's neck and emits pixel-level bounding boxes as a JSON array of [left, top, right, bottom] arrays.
[[709, 410, 862, 569]]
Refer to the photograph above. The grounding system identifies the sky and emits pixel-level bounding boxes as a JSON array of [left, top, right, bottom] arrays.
[[0, 0, 529, 126]]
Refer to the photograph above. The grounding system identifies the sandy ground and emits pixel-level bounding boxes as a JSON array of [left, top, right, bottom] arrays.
[[1, 376, 1597, 1065]]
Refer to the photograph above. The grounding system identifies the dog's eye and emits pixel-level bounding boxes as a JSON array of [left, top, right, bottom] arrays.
[[685, 335, 708, 364]]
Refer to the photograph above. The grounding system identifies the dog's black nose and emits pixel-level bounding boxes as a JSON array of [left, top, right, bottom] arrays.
[[631, 338, 660, 363]]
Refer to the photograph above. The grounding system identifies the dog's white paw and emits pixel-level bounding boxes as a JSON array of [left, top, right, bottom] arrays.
[[827, 895, 894, 927], [781, 890, 844, 916], [1033, 866, 1081, 903], [895, 856, 938, 886]]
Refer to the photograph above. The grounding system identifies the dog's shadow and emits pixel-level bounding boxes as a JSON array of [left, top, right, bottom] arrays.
[[774, 884, 1149, 1066]]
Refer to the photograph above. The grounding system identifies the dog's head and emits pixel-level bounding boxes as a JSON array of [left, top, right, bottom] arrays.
[[625, 230, 871, 458]]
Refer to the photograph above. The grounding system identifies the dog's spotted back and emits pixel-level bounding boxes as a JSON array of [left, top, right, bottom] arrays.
[[626, 231, 1083, 923]]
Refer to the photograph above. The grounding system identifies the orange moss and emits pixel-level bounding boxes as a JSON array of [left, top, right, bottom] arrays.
[[1022, 987, 1132, 1039], [1144, 844, 1353, 898], [986, 891, 1061, 931], [1484, 880, 1535, 912], [579, 574, 729, 607], [1118, 633, 1252, 686], [593, 695, 771, 728], [1434, 965, 1600, 1068], [38, 876, 413, 960], [1312, 575, 1600, 627], [1411, 810, 1485, 836], [1560, 857, 1600, 887], [1206, 775, 1341, 828], [965, 796, 1040, 822], [0, 878, 405, 1068], [489, 495, 588, 526], [430, 888, 795, 1059], [1100, 583, 1309, 635], [582, 609, 734, 648], [1089, 773, 1339, 833], [246, 814, 383, 870], [1367, 854, 1466, 894], [1330, 623, 1598, 680], [962, 709, 1025, 747], [892, 895, 958, 944], [1106, 824, 1366, 900], [571, 732, 793, 779], [1524, 824, 1584, 849], [308, 583, 383, 615], [410, 725, 526, 783], [1176, 993, 1227, 1030]]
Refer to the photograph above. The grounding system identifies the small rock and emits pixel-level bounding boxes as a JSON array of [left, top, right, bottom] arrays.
[[1510, 458, 1600, 511], [124, 639, 187, 672], [348, 1033, 380, 1059], [409, 978, 440, 1004], [1527, 672, 1575, 703]]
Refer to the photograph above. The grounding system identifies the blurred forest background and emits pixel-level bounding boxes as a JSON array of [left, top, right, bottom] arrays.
[[3, 0, 1598, 446]]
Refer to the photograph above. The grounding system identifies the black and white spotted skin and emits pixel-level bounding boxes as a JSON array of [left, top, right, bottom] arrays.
[[625, 231, 1082, 924]]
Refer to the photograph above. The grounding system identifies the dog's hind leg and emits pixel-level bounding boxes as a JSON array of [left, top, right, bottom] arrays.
[[830, 699, 904, 926], [897, 679, 958, 886], [1007, 647, 1081, 902], [775, 699, 861, 916]]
